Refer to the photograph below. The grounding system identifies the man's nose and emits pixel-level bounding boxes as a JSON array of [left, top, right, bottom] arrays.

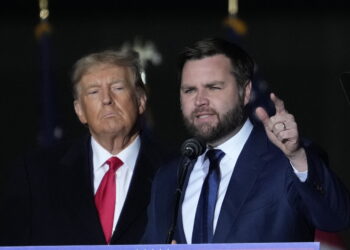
[[101, 89, 112, 105], [195, 89, 209, 107]]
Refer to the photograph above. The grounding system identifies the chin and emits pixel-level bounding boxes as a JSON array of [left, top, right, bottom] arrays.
[[101, 125, 123, 134], [195, 123, 216, 134]]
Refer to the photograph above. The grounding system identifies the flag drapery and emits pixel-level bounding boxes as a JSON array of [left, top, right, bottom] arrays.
[[223, 0, 275, 123], [35, 0, 62, 147]]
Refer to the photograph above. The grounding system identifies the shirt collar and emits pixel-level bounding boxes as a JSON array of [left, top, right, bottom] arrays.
[[91, 135, 141, 171], [199, 119, 254, 163], [216, 119, 253, 157]]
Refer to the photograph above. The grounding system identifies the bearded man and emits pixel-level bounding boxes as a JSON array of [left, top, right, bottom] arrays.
[[143, 38, 350, 244]]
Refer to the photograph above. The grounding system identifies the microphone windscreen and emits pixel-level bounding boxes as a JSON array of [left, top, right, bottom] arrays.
[[181, 138, 205, 159]]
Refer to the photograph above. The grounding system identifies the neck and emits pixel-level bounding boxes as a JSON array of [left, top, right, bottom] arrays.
[[92, 132, 139, 155]]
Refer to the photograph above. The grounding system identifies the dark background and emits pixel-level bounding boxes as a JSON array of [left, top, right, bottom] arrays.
[[1, 0, 350, 247]]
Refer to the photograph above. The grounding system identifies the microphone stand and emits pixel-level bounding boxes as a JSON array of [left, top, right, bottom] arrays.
[[166, 156, 192, 244]]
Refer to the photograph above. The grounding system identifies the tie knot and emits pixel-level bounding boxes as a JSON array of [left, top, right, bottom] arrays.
[[206, 149, 225, 168], [106, 156, 123, 172]]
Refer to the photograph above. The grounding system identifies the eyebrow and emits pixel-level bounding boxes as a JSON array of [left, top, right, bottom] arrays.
[[85, 79, 126, 87], [109, 79, 126, 84], [204, 81, 224, 87], [181, 81, 224, 88], [84, 83, 100, 89]]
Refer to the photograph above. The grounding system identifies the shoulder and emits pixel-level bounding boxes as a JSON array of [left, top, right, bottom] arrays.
[[139, 130, 178, 167], [12, 135, 90, 171], [150, 156, 182, 191], [247, 124, 282, 156]]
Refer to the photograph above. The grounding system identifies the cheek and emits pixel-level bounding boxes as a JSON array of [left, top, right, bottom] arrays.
[[180, 96, 191, 113], [124, 98, 141, 119], [81, 101, 99, 120], [215, 94, 238, 114], [180, 103, 190, 119]]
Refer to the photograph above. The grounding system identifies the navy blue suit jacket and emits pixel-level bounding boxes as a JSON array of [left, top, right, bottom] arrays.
[[143, 126, 350, 243], [0, 132, 164, 246]]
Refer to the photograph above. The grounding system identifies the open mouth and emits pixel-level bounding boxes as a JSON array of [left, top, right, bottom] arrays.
[[194, 112, 216, 123]]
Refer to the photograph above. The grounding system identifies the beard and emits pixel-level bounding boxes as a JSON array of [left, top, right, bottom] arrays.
[[183, 102, 246, 145]]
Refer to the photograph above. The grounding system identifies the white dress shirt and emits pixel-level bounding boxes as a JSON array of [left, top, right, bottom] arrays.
[[91, 135, 141, 233], [182, 119, 308, 243], [182, 119, 253, 243]]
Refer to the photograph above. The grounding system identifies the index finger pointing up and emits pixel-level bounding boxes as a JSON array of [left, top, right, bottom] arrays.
[[271, 93, 286, 114]]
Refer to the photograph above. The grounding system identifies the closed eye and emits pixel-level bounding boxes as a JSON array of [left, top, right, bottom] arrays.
[[87, 89, 99, 95], [111, 82, 125, 92], [207, 83, 223, 90], [112, 86, 124, 91], [209, 86, 221, 90], [182, 87, 196, 94]]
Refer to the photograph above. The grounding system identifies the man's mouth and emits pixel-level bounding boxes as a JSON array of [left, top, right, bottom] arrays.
[[102, 112, 117, 119], [196, 113, 213, 119], [193, 111, 217, 122]]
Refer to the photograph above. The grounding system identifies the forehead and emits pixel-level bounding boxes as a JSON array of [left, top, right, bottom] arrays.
[[181, 55, 233, 83]]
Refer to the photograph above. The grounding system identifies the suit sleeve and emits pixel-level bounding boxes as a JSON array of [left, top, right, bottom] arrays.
[[142, 160, 178, 244], [141, 170, 160, 244], [292, 143, 350, 231]]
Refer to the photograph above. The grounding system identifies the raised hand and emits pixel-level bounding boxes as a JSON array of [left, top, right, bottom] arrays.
[[255, 93, 307, 171]]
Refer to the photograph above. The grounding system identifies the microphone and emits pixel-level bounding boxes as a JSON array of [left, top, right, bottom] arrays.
[[181, 138, 206, 159], [166, 138, 205, 243]]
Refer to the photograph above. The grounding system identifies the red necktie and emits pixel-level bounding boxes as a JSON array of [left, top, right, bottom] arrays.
[[95, 156, 123, 244]]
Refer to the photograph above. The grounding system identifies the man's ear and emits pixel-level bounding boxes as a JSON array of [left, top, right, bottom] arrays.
[[243, 81, 252, 105], [74, 100, 87, 124], [137, 91, 147, 115]]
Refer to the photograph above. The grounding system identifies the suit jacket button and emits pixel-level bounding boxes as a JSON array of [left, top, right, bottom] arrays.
[[314, 183, 325, 195], [316, 185, 325, 194]]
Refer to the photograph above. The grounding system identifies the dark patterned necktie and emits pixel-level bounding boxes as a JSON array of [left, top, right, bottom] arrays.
[[192, 149, 225, 243]]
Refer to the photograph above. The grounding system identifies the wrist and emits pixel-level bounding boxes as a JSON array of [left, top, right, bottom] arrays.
[[288, 147, 308, 172]]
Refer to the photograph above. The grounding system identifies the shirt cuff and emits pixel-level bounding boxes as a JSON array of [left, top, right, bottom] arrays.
[[290, 161, 308, 182]]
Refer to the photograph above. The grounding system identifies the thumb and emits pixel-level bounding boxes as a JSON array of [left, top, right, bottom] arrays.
[[255, 107, 270, 126]]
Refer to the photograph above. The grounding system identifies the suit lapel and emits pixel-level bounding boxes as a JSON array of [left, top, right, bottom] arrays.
[[111, 136, 158, 242], [214, 127, 269, 243]]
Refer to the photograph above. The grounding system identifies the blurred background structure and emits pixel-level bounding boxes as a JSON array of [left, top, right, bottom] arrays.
[[1, 0, 350, 248]]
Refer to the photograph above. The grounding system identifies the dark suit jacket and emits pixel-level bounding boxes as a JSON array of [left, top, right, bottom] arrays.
[[143, 126, 350, 244], [0, 132, 164, 246]]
